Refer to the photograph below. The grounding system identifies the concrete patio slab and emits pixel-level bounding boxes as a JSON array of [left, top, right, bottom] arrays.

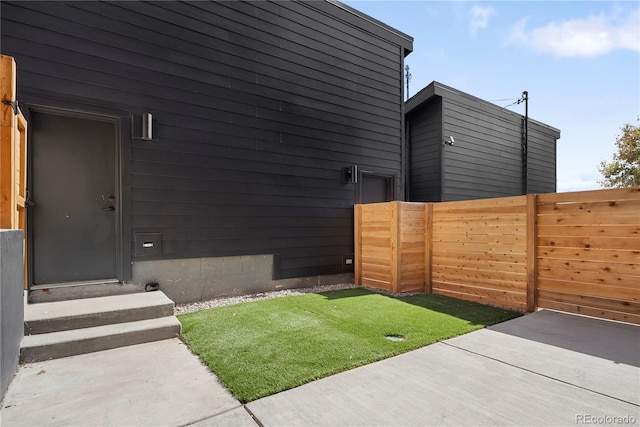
[[0, 338, 248, 427], [446, 309, 640, 405], [247, 310, 640, 426]]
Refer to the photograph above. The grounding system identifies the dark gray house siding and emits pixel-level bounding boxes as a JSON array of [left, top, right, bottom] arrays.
[[407, 97, 442, 201], [527, 122, 558, 194], [406, 81, 559, 202], [1, 1, 412, 301]]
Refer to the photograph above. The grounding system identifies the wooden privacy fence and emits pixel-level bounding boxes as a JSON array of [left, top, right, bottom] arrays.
[[354, 187, 640, 324], [354, 202, 426, 294], [1, 55, 27, 229], [535, 188, 639, 324], [1, 54, 28, 286], [430, 196, 533, 312]]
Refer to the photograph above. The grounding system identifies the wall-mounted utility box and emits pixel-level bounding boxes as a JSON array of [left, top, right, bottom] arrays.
[[342, 254, 354, 271], [135, 233, 162, 257]]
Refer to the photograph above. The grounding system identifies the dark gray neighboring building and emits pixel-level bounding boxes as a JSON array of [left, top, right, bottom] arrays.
[[406, 81, 560, 202]]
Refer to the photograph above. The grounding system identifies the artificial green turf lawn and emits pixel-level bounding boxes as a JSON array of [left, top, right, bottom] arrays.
[[178, 288, 521, 403]]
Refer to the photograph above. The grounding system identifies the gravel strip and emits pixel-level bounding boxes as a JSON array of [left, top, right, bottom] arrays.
[[174, 283, 357, 315]]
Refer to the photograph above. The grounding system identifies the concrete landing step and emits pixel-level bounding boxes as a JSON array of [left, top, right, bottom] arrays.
[[28, 281, 145, 303], [25, 291, 175, 335], [20, 316, 181, 363]]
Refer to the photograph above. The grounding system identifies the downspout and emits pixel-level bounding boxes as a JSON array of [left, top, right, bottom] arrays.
[[399, 48, 406, 201], [522, 91, 528, 195], [405, 115, 411, 201], [440, 97, 446, 202]]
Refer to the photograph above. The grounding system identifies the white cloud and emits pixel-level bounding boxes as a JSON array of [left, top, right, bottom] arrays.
[[556, 168, 602, 192], [469, 5, 495, 37], [506, 9, 640, 57]]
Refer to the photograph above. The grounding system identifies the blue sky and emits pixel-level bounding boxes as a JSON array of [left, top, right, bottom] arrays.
[[343, 1, 640, 192]]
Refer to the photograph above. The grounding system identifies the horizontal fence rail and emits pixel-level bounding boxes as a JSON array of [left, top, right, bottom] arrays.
[[354, 187, 640, 324], [535, 188, 640, 324], [431, 196, 530, 311]]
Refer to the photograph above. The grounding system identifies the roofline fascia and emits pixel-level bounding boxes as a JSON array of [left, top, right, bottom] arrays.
[[406, 81, 561, 137], [326, 0, 414, 55]]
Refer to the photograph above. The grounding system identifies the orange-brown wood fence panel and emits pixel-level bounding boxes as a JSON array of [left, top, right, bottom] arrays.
[[355, 202, 426, 293], [398, 202, 425, 293], [354, 187, 639, 324], [536, 187, 640, 324], [430, 196, 529, 311], [355, 203, 394, 291], [0, 54, 28, 288]]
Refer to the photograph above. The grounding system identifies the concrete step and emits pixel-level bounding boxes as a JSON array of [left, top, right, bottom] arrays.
[[28, 281, 145, 303], [24, 291, 175, 335], [20, 316, 181, 363]]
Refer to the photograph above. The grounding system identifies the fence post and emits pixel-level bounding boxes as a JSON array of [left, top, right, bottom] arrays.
[[526, 194, 537, 312], [390, 201, 400, 293], [424, 203, 433, 293], [354, 204, 362, 286], [1, 55, 17, 229]]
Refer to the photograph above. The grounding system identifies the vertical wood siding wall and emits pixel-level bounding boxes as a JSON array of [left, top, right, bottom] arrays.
[[355, 187, 640, 324], [1, 1, 410, 280]]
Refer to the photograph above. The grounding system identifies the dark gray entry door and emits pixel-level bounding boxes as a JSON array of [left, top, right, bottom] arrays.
[[31, 111, 117, 285]]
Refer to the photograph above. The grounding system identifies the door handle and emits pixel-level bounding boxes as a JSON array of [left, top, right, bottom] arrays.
[[101, 206, 115, 212], [25, 191, 35, 207]]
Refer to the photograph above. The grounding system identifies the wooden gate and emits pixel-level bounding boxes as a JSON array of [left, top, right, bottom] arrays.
[[1, 54, 28, 287]]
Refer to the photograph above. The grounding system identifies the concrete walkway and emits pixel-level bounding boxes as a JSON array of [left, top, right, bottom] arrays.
[[1, 310, 638, 426], [0, 339, 257, 427]]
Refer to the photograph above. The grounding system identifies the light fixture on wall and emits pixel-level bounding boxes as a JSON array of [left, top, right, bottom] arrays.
[[343, 165, 358, 184], [141, 112, 153, 141], [443, 135, 455, 146]]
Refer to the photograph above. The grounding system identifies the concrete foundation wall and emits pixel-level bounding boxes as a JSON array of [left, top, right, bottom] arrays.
[[131, 254, 354, 304], [0, 230, 24, 402]]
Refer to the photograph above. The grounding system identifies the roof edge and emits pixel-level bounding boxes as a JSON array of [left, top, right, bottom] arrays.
[[326, 0, 414, 55], [406, 81, 561, 136], [406, 81, 437, 114]]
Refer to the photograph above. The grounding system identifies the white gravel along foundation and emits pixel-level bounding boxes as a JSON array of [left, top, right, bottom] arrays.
[[174, 283, 357, 315]]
